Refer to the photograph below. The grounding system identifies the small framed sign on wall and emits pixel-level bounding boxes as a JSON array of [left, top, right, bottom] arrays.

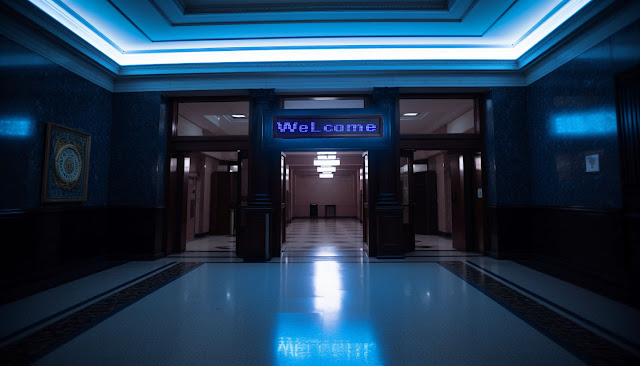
[[41, 123, 91, 203]]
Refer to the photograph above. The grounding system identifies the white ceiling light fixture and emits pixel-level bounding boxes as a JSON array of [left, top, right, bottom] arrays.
[[317, 155, 337, 160], [319, 173, 334, 178], [314, 151, 340, 166], [313, 159, 340, 166], [317, 166, 336, 173], [231, 114, 246, 118], [403, 112, 419, 117]]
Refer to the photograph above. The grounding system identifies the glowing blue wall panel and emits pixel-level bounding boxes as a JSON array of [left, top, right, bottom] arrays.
[[526, 19, 640, 208], [110, 92, 166, 206], [0, 35, 112, 210]]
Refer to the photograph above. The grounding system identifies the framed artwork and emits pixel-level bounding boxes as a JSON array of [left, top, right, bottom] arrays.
[[41, 123, 91, 203]]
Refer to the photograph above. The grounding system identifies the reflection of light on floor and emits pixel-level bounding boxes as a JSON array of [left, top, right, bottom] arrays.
[[276, 261, 382, 364], [275, 314, 381, 365], [313, 261, 342, 314]]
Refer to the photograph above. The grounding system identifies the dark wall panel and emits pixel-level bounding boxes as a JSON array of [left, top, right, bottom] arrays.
[[0, 35, 112, 210], [484, 87, 530, 207], [110, 92, 166, 207], [526, 20, 640, 209]]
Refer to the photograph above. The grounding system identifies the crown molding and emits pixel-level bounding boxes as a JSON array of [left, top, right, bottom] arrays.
[[2, 0, 631, 93], [179, 0, 449, 14], [118, 59, 519, 76], [522, 0, 640, 85], [113, 70, 526, 93]]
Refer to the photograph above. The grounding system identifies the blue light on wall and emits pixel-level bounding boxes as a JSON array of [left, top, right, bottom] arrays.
[[551, 110, 617, 137], [0, 118, 34, 138]]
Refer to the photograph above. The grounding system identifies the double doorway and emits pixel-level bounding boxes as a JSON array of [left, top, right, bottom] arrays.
[[165, 94, 486, 258]]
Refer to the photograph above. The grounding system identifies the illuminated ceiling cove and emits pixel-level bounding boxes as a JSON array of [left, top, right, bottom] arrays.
[[24, 0, 595, 65], [3, 0, 637, 90]]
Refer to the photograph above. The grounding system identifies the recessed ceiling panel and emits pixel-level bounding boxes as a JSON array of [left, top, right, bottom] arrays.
[[24, 0, 600, 68], [181, 0, 450, 13]]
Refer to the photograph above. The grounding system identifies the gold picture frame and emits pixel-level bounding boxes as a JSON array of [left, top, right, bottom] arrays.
[[41, 123, 91, 203]]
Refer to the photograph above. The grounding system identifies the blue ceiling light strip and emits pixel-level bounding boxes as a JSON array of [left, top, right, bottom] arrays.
[[25, 0, 597, 67]]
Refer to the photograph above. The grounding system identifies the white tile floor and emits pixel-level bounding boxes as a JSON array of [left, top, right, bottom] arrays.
[[30, 262, 585, 365], [2, 219, 639, 365]]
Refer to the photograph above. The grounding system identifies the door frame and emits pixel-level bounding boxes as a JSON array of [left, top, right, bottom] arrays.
[[398, 93, 487, 254], [165, 96, 250, 255], [278, 149, 371, 255]]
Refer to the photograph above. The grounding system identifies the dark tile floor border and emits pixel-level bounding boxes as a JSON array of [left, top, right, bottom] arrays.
[[0, 259, 127, 306], [0, 262, 177, 346], [0, 262, 202, 365], [465, 260, 640, 353], [439, 261, 639, 365]]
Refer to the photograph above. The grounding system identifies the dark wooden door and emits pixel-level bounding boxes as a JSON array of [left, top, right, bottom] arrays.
[[211, 172, 237, 234], [449, 154, 466, 251], [187, 174, 197, 241], [400, 151, 415, 251], [362, 153, 369, 251], [414, 171, 438, 235], [473, 153, 485, 253], [281, 154, 286, 245]]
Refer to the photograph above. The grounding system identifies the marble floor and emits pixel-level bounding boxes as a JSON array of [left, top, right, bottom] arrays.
[[1, 221, 639, 365], [283, 218, 364, 255], [186, 234, 236, 252]]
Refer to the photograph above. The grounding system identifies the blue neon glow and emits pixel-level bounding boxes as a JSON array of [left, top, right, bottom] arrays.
[[275, 319, 381, 365], [0, 118, 34, 138], [276, 121, 377, 134], [273, 117, 381, 139], [27, 0, 592, 66], [275, 261, 382, 365], [551, 110, 617, 136]]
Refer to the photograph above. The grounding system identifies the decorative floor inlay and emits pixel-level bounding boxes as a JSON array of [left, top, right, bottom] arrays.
[[439, 261, 639, 365], [0, 262, 201, 365]]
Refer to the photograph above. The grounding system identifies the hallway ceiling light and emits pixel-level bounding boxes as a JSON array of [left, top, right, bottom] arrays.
[[317, 152, 337, 155], [403, 112, 419, 117], [317, 166, 336, 173], [313, 159, 340, 166], [319, 173, 334, 178], [231, 114, 246, 118], [317, 155, 337, 160]]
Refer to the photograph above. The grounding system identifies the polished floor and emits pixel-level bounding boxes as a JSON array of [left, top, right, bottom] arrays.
[[1, 221, 639, 365], [283, 218, 364, 254], [186, 234, 236, 252]]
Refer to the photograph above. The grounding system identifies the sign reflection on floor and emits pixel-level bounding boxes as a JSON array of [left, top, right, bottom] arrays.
[[276, 261, 382, 364], [276, 313, 381, 364]]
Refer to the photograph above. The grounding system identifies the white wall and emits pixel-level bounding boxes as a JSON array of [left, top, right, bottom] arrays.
[[293, 172, 358, 217]]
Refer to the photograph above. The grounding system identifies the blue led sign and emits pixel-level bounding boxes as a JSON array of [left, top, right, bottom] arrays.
[[273, 116, 382, 139]]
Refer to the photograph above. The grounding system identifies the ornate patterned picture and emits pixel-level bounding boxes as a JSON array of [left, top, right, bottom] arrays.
[[41, 123, 91, 203]]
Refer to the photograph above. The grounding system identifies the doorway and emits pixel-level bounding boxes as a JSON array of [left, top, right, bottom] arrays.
[[404, 150, 485, 254], [167, 150, 248, 255], [280, 151, 367, 256]]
